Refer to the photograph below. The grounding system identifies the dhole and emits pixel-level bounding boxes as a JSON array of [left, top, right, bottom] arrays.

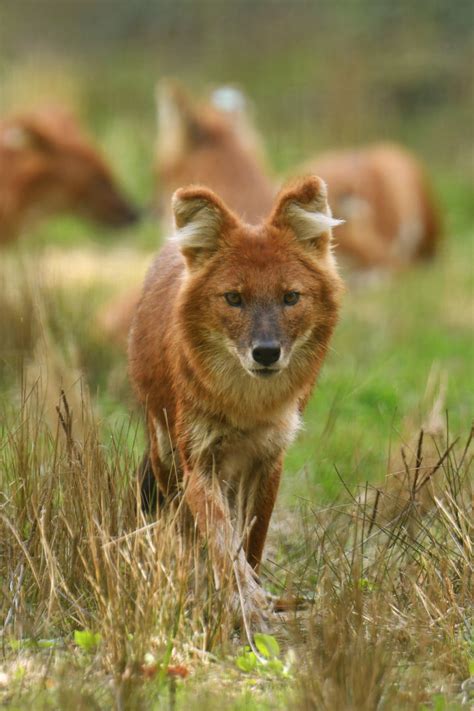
[[302, 143, 440, 269], [128, 176, 343, 624], [155, 81, 275, 225], [0, 107, 138, 244], [100, 82, 276, 347]]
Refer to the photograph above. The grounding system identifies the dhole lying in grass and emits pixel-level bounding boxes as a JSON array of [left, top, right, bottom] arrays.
[[154, 81, 275, 225], [0, 107, 138, 244], [302, 142, 440, 269], [128, 176, 343, 624]]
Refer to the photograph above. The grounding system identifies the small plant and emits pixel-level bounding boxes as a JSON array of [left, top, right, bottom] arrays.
[[236, 634, 290, 677], [73, 629, 101, 654]]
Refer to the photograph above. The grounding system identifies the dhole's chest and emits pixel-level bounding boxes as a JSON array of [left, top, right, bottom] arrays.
[[155, 408, 301, 487]]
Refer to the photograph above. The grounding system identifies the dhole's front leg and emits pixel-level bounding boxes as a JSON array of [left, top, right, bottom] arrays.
[[181, 456, 269, 625], [245, 459, 283, 571], [146, 418, 180, 502]]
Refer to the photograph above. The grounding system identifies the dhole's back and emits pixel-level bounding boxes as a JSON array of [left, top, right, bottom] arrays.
[[304, 142, 440, 268]]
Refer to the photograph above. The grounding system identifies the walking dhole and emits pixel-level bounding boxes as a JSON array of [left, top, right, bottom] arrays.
[[0, 107, 138, 244], [128, 176, 343, 624]]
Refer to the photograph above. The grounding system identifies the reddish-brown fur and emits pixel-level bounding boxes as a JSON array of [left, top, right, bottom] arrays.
[[154, 82, 275, 225], [105, 103, 439, 348], [129, 177, 343, 623], [0, 107, 138, 244], [301, 142, 441, 269], [154, 84, 439, 269]]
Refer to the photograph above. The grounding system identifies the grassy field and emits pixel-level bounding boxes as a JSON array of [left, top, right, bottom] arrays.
[[0, 151, 472, 708], [0, 10, 473, 704]]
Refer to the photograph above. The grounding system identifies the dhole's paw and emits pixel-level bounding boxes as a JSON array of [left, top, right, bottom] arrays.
[[244, 589, 272, 631], [232, 566, 272, 631], [230, 587, 271, 631]]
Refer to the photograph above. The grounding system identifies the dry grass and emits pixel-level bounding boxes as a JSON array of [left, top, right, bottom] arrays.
[[291, 425, 473, 710], [0, 380, 242, 707], [1, 372, 471, 709], [0, 413, 472, 707]]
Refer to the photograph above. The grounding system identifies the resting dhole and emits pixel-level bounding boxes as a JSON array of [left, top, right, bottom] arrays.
[[154, 81, 275, 225], [0, 106, 138, 244], [128, 176, 343, 624], [302, 142, 440, 269]]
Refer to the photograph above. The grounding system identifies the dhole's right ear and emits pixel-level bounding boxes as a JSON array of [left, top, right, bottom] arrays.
[[270, 176, 343, 259], [172, 187, 238, 269]]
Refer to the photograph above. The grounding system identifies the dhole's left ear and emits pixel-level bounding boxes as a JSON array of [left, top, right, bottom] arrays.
[[270, 176, 343, 257], [172, 186, 238, 269]]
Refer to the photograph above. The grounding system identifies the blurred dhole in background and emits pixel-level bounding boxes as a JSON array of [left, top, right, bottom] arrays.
[[0, 3, 472, 709]]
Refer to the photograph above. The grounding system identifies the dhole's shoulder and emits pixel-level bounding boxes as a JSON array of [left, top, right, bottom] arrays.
[[143, 240, 185, 294], [130, 240, 184, 350]]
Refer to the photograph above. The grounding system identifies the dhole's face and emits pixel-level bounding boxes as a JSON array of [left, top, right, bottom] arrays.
[[3, 116, 139, 229], [185, 229, 336, 379], [45, 146, 139, 228], [174, 180, 342, 385]]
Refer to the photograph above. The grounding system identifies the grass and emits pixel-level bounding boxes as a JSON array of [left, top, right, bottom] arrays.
[[0, 375, 472, 709], [0, 173, 472, 708]]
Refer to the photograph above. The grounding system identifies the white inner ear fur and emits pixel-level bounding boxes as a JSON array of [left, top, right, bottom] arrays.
[[172, 198, 222, 254], [285, 202, 344, 242]]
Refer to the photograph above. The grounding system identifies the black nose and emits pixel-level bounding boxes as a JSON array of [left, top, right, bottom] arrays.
[[252, 341, 281, 366]]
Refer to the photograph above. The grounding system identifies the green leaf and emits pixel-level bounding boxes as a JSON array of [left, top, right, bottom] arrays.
[[236, 652, 257, 673], [358, 577, 376, 592], [74, 629, 101, 653], [254, 633, 280, 659], [432, 695, 447, 711]]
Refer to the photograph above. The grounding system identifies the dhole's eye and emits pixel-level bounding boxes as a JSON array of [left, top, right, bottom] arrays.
[[284, 291, 300, 306], [224, 291, 243, 307]]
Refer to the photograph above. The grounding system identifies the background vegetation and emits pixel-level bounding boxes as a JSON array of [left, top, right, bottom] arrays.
[[0, 1, 472, 709]]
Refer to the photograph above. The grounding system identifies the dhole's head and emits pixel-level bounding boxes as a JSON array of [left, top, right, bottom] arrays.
[[173, 177, 344, 388], [2, 108, 139, 229], [155, 81, 274, 224]]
